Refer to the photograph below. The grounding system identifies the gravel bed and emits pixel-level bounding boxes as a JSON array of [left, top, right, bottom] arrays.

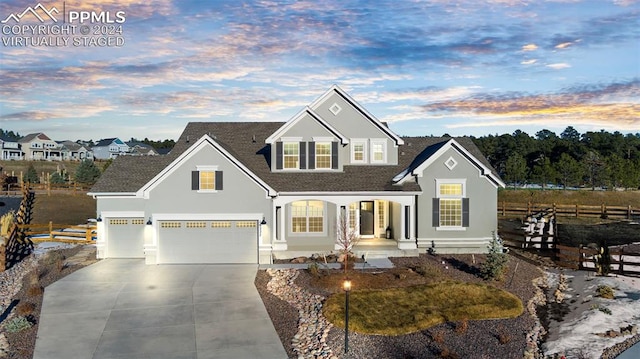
[[258, 253, 542, 359]]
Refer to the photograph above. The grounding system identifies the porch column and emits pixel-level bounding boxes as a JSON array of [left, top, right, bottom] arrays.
[[273, 204, 287, 250], [397, 202, 417, 250]]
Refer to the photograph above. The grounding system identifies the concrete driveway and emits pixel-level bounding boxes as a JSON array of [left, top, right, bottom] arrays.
[[33, 259, 288, 359]]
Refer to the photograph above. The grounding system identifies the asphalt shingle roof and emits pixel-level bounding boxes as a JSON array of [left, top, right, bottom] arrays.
[[90, 122, 497, 194]]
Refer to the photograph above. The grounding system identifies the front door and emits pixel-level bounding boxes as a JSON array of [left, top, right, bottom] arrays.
[[359, 201, 374, 236]]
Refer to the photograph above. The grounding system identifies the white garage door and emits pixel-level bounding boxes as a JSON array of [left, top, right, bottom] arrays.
[[157, 220, 258, 264], [106, 218, 145, 258]]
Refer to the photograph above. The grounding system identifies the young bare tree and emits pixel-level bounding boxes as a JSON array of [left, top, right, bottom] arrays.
[[336, 208, 361, 274]]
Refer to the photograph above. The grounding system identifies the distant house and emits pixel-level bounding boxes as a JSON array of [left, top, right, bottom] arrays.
[[0, 137, 23, 160], [18, 133, 63, 160], [126, 142, 159, 156], [58, 141, 93, 161], [92, 138, 130, 159]]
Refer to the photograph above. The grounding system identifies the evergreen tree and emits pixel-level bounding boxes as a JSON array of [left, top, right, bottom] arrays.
[[49, 171, 67, 184], [531, 155, 555, 189], [505, 154, 527, 188], [23, 164, 39, 184], [481, 233, 509, 281], [554, 153, 582, 189], [75, 159, 101, 184]]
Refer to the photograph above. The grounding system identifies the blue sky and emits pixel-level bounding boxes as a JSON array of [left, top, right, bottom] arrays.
[[1, 0, 638, 142]]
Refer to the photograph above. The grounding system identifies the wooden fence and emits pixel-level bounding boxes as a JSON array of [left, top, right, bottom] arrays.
[[2, 182, 92, 196], [498, 202, 639, 220], [556, 244, 640, 277], [17, 222, 96, 244]]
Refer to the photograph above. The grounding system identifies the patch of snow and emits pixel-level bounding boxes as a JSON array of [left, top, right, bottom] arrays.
[[543, 274, 640, 358]]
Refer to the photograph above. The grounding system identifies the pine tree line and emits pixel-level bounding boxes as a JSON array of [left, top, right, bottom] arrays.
[[472, 127, 640, 190]]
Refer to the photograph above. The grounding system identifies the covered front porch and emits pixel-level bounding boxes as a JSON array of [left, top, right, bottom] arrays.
[[270, 194, 419, 260]]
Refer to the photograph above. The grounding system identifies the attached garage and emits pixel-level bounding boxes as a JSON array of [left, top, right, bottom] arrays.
[[105, 217, 145, 258], [157, 220, 259, 264]]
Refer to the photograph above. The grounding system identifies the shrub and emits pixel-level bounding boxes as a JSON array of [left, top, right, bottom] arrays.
[[27, 285, 44, 297], [455, 318, 468, 334], [498, 333, 511, 344], [596, 285, 615, 299], [481, 233, 508, 281], [432, 329, 445, 343], [16, 302, 36, 316], [599, 306, 612, 315], [439, 347, 460, 359], [4, 316, 33, 333], [307, 262, 320, 277]]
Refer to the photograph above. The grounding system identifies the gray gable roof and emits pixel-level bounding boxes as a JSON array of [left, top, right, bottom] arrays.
[[91, 122, 498, 194]]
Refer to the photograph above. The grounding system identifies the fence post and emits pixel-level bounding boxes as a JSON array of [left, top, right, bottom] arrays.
[[619, 247, 624, 275], [85, 226, 92, 242], [502, 201, 506, 216], [601, 203, 606, 218], [49, 221, 53, 240], [527, 201, 531, 216], [629, 205, 632, 220], [575, 204, 579, 218]]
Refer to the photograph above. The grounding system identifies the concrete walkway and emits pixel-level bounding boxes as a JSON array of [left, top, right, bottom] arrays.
[[33, 259, 288, 359]]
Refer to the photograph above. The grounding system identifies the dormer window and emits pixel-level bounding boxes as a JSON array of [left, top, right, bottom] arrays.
[[351, 140, 367, 163], [371, 140, 386, 163], [315, 142, 331, 169], [283, 142, 299, 169]]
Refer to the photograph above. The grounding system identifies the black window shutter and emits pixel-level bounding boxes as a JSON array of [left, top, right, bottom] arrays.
[[191, 171, 199, 190], [462, 198, 469, 227], [215, 171, 223, 190], [275, 142, 283, 169], [299, 142, 306, 169], [432, 198, 440, 227], [331, 141, 339, 169], [308, 142, 316, 169]]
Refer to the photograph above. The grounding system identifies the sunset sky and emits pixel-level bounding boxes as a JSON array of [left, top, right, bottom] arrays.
[[1, 0, 638, 142]]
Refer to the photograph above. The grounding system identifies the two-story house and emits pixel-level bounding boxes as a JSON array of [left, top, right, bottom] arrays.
[[89, 86, 504, 265], [0, 137, 23, 160], [126, 141, 159, 156], [58, 141, 93, 161], [92, 138, 130, 159], [18, 133, 63, 160]]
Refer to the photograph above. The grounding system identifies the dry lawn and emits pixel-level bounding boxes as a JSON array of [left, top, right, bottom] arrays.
[[32, 192, 96, 225], [322, 280, 523, 336]]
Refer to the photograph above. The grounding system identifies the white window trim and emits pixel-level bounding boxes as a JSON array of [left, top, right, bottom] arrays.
[[289, 201, 326, 236], [435, 178, 466, 230], [197, 165, 219, 193], [351, 139, 367, 164], [312, 136, 335, 142], [280, 137, 303, 142], [370, 139, 387, 164]]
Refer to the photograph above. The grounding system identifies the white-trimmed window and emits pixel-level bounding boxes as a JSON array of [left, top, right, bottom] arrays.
[[283, 142, 299, 169], [291, 200, 324, 233], [315, 142, 331, 169], [351, 140, 367, 163], [371, 140, 386, 163], [192, 166, 223, 192], [348, 202, 358, 230], [433, 179, 468, 229]]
